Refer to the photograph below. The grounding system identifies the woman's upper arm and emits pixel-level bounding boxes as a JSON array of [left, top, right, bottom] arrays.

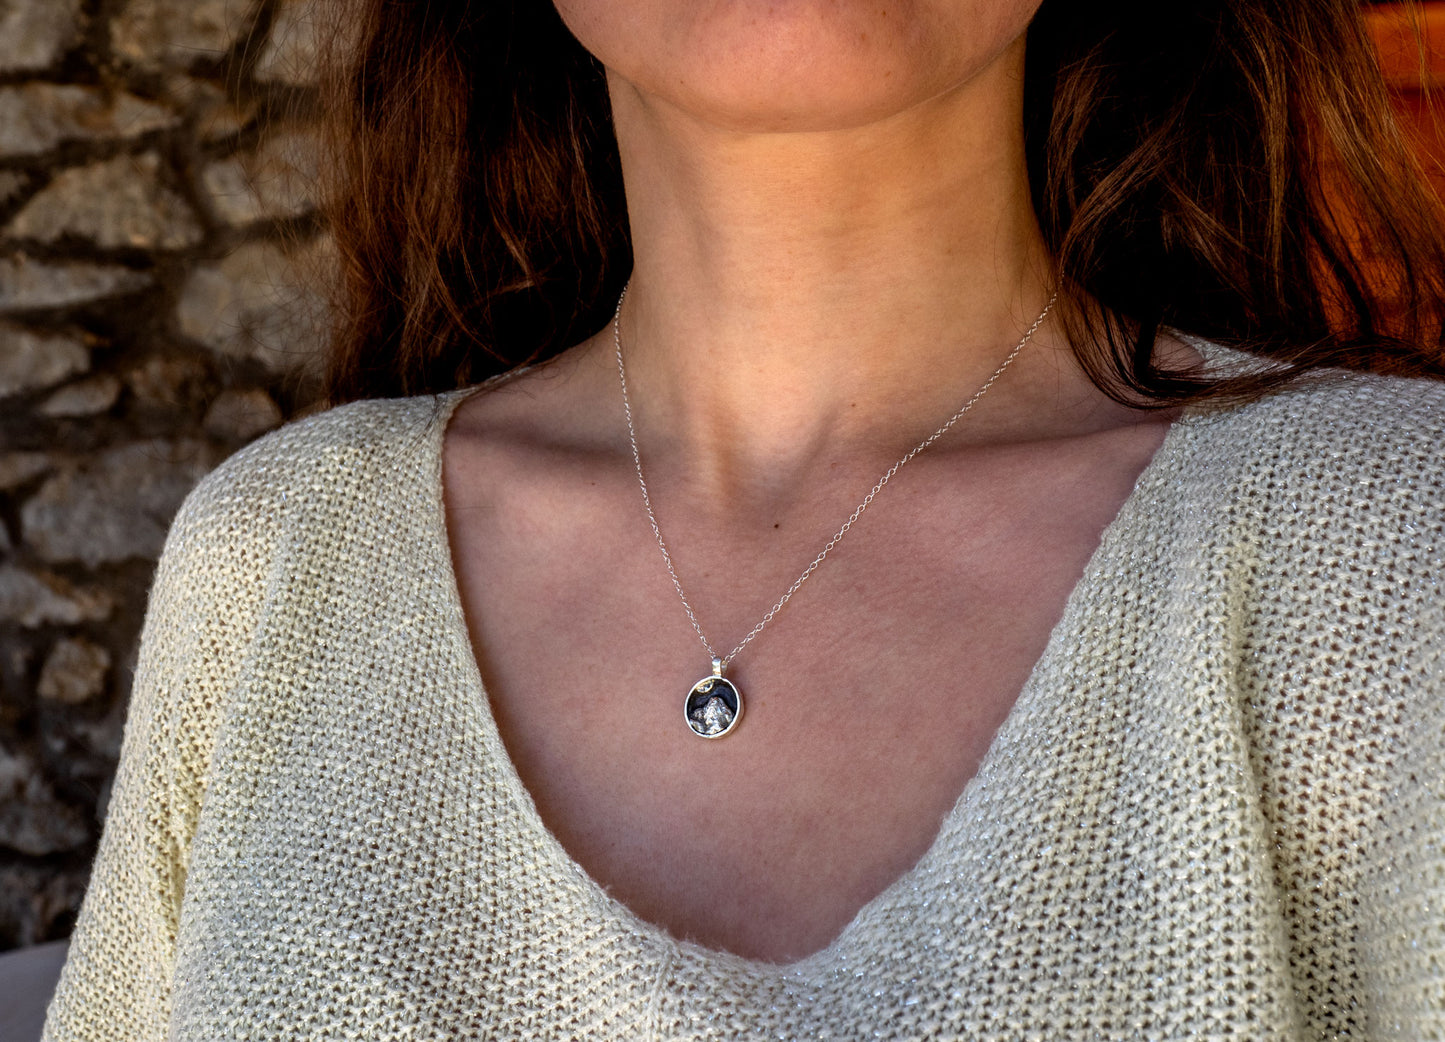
[[1359, 584, 1445, 1039], [40, 459, 278, 1042]]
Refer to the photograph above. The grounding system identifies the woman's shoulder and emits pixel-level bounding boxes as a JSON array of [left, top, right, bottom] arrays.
[[1157, 367, 1444, 627], [1177, 366, 1445, 508], [203, 392, 456, 491], [1192, 356, 1443, 437], [138, 392, 467, 608], [174, 392, 462, 535]]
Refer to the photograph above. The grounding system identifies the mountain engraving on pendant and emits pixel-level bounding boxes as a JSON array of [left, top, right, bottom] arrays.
[[685, 675, 742, 738]]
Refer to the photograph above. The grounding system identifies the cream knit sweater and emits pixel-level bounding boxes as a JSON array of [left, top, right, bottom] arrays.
[[40, 367, 1445, 1041]]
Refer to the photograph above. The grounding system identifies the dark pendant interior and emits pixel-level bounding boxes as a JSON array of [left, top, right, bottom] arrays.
[[685, 675, 742, 738]]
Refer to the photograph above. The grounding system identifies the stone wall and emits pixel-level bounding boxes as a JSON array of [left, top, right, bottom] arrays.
[[0, 0, 327, 950]]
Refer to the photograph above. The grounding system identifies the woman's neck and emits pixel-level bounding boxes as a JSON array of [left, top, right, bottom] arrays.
[[598, 33, 1086, 495]]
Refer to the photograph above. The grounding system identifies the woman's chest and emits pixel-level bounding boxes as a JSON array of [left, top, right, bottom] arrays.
[[442, 418, 1177, 963]]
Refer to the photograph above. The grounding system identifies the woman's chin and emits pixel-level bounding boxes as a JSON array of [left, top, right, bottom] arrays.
[[623, 69, 949, 136], [562, 0, 1039, 135]]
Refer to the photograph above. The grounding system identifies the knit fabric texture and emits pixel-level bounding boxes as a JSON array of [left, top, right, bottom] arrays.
[[40, 367, 1445, 1041]]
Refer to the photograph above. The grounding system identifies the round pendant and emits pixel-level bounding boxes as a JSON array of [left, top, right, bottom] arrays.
[[684, 668, 743, 739]]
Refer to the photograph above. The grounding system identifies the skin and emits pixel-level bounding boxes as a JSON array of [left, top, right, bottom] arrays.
[[443, 0, 1190, 963]]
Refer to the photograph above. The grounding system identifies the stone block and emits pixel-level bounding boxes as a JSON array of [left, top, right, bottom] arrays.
[[0, 0, 84, 73], [0, 255, 153, 311], [6, 153, 204, 250], [0, 566, 114, 627], [166, 76, 254, 142], [124, 354, 208, 407], [176, 236, 330, 373], [111, 0, 252, 70], [202, 387, 282, 440], [255, 0, 323, 86], [38, 637, 111, 704], [197, 157, 255, 224], [69, 702, 128, 765], [20, 439, 221, 566], [0, 324, 89, 398], [0, 452, 51, 491], [199, 128, 319, 225], [0, 170, 26, 206], [0, 744, 89, 856], [39, 374, 122, 417], [0, 84, 178, 158]]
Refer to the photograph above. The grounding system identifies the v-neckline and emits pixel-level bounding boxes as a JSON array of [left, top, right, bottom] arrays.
[[423, 382, 1207, 976]]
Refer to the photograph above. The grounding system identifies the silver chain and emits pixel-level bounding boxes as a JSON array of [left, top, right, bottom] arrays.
[[613, 285, 1058, 673]]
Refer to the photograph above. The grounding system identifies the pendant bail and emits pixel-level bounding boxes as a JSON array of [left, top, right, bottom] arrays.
[[711, 656, 724, 677]]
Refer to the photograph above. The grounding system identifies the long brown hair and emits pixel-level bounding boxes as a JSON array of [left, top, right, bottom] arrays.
[[319, 0, 1445, 404]]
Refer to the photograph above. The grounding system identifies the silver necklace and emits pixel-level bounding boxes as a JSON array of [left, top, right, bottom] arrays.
[[613, 285, 1058, 739]]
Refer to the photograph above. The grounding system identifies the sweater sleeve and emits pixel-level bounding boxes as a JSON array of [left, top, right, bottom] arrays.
[[1359, 586, 1445, 1039], [40, 461, 276, 1042], [1337, 379, 1445, 1039]]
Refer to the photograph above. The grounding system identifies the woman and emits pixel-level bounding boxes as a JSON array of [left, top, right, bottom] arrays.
[[42, 0, 1445, 1038]]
